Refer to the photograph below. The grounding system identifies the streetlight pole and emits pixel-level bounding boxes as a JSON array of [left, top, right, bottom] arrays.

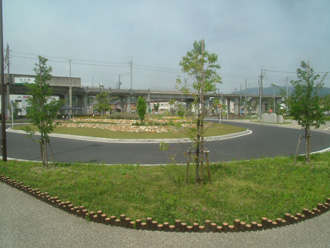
[[0, 0, 7, 161]]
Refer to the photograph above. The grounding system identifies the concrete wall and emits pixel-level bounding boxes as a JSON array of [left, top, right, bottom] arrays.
[[262, 113, 284, 123]]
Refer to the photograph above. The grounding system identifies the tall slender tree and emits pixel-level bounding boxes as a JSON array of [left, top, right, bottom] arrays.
[[137, 96, 147, 122], [25, 56, 63, 167], [290, 61, 327, 162], [177, 40, 222, 184]]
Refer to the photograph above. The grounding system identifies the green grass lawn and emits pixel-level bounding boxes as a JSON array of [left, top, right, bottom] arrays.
[[13, 123, 246, 139], [1, 153, 329, 226]]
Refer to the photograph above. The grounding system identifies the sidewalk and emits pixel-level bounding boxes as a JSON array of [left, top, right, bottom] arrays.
[[1, 182, 329, 248]]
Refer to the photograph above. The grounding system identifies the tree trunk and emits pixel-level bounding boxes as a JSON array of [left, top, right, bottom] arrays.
[[195, 113, 201, 184], [43, 138, 48, 167], [305, 127, 311, 163], [48, 141, 55, 168], [40, 140, 45, 167]]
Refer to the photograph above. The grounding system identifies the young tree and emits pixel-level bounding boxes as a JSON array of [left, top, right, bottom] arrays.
[[177, 40, 222, 184], [168, 98, 176, 116], [25, 56, 63, 167], [154, 102, 160, 113], [137, 96, 147, 122], [93, 92, 112, 116], [290, 61, 327, 162]]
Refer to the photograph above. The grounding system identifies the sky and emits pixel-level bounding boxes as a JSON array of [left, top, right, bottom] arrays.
[[3, 0, 330, 93]]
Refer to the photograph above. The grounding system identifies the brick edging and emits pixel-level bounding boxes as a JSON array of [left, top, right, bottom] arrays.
[[1, 174, 329, 233]]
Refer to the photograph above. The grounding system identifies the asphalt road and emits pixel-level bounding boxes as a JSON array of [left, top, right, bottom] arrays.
[[3, 121, 330, 164]]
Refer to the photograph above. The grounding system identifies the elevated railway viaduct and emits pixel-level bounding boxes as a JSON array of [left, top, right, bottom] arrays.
[[2, 74, 279, 117]]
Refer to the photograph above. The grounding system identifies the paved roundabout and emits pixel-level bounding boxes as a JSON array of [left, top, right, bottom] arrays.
[[4, 119, 330, 164], [1, 120, 330, 247]]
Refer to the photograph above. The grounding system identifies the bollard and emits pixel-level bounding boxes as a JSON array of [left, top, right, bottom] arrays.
[[96, 210, 103, 223], [101, 214, 107, 224], [115, 219, 121, 226], [110, 216, 116, 226], [222, 223, 229, 233], [240, 222, 246, 232], [228, 225, 235, 232], [192, 223, 199, 232], [157, 224, 163, 231], [251, 222, 258, 231], [120, 214, 126, 227], [141, 223, 147, 230], [130, 221, 135, 229], [257, 224, 263, 231], [302, 209, 310, 218], [146, 217, 153, 230], [151, 221, 158, 231], [204, 220, 211, 232], [234, 219, 240, 232], [125, 218, 131, 228], [104, 218, 110, 225], [135, 219, 142, 229], [175, 220, 182, 232], [295, 213, 302, 222], [211, 223, 217, 232], [261, 217, 268, 229], [163, 222, 169, 232], [284, 213, 291, 224], [89, 212, 95, 221], [317, 203, 324, 213], [267, 219, 273, 229], [181, 223, 187, 232]]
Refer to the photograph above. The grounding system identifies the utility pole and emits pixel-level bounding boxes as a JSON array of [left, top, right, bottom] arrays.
[[130, 59, 133, 91], [4, 44, 10, 120], [68, 59, 72, 77], [0, 0, 7, 161], [68, 59, 72, 118], [259, 69, 263, 120], [5, 44, 9, 79], [117, 74, 122, 89], [127, 59, 133, 112], [245, 79, 247, 118]]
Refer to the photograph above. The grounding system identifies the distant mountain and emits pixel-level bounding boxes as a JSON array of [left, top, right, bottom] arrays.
[[234, 86, 330, 97]]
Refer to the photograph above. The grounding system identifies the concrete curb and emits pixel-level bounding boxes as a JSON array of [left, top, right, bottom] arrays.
[[6, 128, 252, 144]]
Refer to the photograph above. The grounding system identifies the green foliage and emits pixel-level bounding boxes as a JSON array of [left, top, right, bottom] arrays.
[[290, 61, 327, 130], [176, 40, 222, 184], [176, 40, 222, 94], [177, 103, 186, 118], [290, 61, 327, 162], [154, 102, 160, 112], [25, 56, 63, 166], [93, 92, 111, 116], [137, 96, 147, 122]]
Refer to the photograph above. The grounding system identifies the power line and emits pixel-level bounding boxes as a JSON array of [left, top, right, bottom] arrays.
[[12, 50, 128, 66]]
